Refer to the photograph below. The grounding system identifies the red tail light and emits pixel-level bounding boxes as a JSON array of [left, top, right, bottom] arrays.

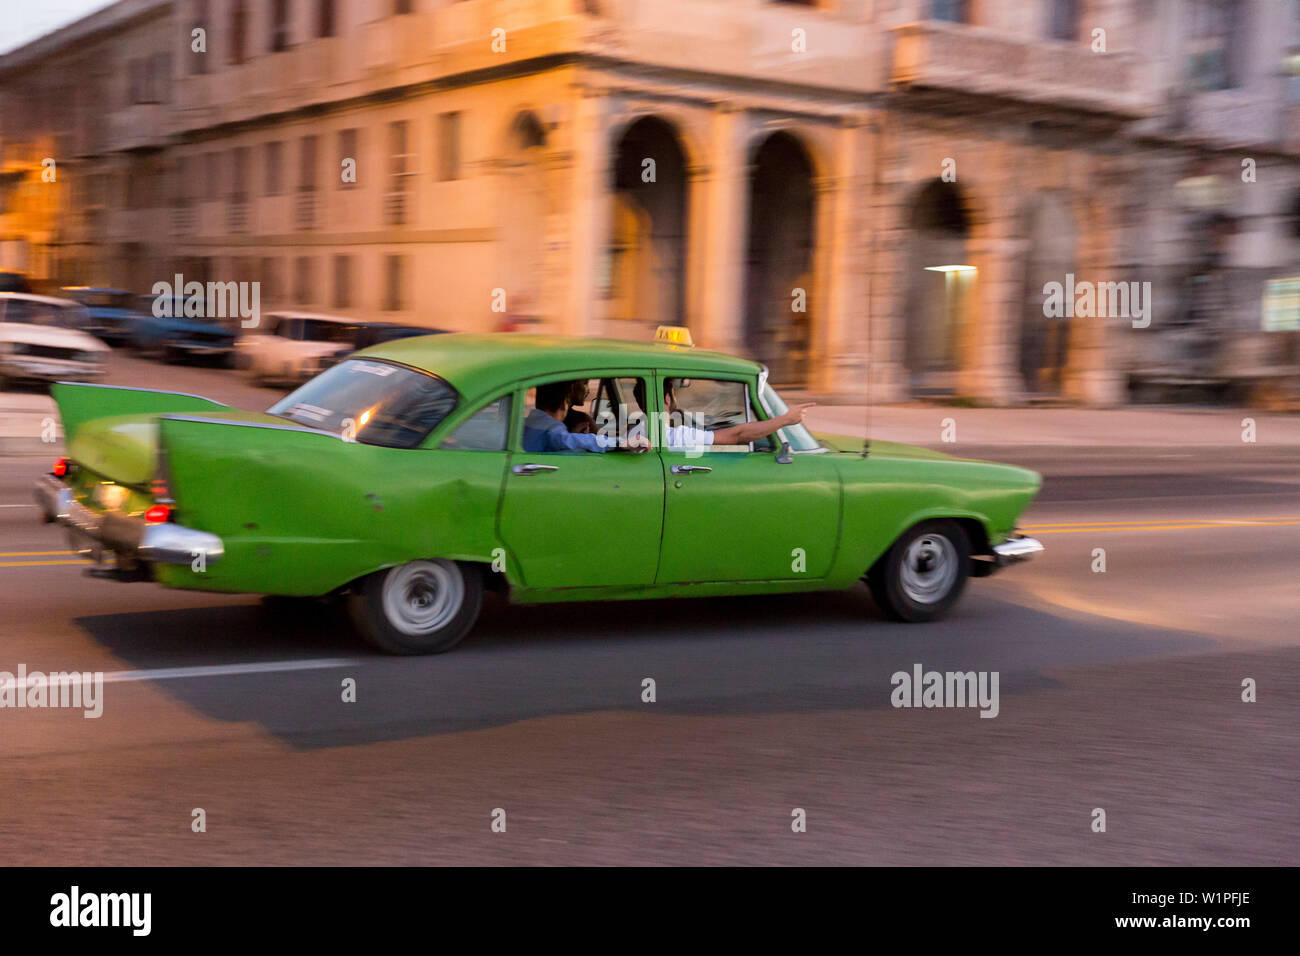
[[144, 504, 172, 524], [52, 457, 70, 478]]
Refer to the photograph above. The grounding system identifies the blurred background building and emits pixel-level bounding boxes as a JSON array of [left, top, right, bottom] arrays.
[[2, 0, 1299, 405]]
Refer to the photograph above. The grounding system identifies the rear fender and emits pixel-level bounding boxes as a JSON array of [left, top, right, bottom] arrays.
[[152, 415, 507, 596]]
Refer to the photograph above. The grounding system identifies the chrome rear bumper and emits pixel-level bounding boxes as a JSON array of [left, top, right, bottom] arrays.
[[34, 474, 223, 566], [992, 534, 1044, 565]]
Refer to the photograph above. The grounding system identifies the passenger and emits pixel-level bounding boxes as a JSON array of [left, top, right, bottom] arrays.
[[523, 380, 617, 453], [563, 379, 598, 435]]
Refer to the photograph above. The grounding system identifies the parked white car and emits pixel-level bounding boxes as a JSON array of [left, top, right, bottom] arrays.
[[236, 311, 363, 386], [0, 293, 108, 389]]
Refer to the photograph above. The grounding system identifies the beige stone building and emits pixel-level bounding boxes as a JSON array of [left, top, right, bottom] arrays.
[[3, 0, 1298, 404]]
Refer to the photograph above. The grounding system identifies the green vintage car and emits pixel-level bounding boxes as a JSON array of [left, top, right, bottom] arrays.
[[34, 330, 1043, 654]]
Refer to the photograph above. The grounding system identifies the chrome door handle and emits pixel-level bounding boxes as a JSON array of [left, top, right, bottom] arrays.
[[670, 465, 712, 474], [513, 463, 559, 475]]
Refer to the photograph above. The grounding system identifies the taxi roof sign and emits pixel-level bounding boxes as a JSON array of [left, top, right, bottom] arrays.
[[654, 325, 694, 347]]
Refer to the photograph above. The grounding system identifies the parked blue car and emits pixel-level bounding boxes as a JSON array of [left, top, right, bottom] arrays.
[[60, 288, 140, 345], [131, 294, 238, 365]]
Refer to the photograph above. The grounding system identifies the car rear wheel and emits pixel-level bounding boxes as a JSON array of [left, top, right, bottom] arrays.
[[348, 559, 483, 655], [867, 519, 970, 623]]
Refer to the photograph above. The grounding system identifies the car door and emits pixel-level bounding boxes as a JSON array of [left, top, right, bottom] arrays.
[[654, 373, 842, 584], [497, 371, 664, 589]]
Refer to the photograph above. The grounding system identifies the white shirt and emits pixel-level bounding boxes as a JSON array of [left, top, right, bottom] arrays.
[[664, 424, 715, 448]]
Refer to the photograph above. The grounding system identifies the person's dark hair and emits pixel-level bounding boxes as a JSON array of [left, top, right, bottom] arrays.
[[536, 380, 570, 413]]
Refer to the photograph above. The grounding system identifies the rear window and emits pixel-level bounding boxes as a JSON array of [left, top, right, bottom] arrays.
[[267, 358, 458, 449], [300, 319, 360, 343], [0, 299, 85, 328]]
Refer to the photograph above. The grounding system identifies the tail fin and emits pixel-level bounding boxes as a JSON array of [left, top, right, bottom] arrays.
[[52, 382, 228, 444]]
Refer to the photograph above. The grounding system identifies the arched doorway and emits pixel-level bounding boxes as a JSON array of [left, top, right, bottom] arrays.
[[743, 131, 816, 386], [903, 179, 973, 394], [1019, 194, 1076, 395], [497, 111, 549, 328], [605, 117, 688, 331]]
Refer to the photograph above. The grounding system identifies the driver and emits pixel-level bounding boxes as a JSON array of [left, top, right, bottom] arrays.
[[661, 378, 814, 449]]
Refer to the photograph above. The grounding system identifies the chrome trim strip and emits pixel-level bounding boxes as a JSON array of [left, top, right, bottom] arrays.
[[53, 381, 227, 405], [159, 414, 341, 440]]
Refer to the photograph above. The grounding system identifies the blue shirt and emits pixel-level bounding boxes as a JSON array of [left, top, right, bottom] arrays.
[[522, 408, 612, 453]]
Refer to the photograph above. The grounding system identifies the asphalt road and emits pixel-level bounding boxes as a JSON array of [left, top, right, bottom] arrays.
[[0, 353, 1297, 865]]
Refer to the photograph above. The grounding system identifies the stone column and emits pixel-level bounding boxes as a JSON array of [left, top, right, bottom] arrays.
[[960, 186, 1023, 405], [815, 118, 872, 399], [695, 103, 748, 354], [1063, 187, 1126, 406], [566, 84, 613, 337]]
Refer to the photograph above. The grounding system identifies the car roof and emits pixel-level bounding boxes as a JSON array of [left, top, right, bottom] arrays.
[[267, 311, 359, 322], [361, 332, 760, 398], [0, 292, 84, 309]]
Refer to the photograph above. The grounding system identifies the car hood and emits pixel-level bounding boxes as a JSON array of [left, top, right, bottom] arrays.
[[0, 324, 108, 351], [69, 409, 295, 486]]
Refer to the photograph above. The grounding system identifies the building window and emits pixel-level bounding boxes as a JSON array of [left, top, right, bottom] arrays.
[[299, 135, 318, 192], [317, 0, 337, 38], [333, 254, 353, 309], [231, 146, 249, 202], [205, 152, 221, 202], [265, 141, 283, 195], [383, 255, 405, 311], [386, 120, 413, 225], [295, 256, 314, 304], [270, 0, 291, 53], [1189, 0, 1248, 91], [1048, 0, 1081, 40], [191, 0, 209, 74], [229, 0, 248, 65], [261, 257, 279, 302], [931, 0, 969, 23], [153, 52, 171, 103], [437, 111, 461, 181], [338, 128, 358, 188]]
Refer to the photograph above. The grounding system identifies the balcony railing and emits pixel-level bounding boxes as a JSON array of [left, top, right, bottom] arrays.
[[227, 199, 248, 234], [295, 191, 317, 230], [890, 21, 1154, 119], [384, 190, 407, 227]]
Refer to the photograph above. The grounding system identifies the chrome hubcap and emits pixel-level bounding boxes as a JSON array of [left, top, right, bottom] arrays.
[[899, 534, 958, 605], [382, 560, 464, 636]]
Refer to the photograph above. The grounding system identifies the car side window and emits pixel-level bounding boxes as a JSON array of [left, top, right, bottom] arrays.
[[663, 377, 772, 453], [439, 394, 512, 451]]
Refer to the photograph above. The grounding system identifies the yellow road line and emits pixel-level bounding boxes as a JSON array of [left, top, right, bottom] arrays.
[[1025, 518, 1300, 535], [1022, 518, 1300, 529], [0, 559, 90, 567], [0, 550, 78, 557]]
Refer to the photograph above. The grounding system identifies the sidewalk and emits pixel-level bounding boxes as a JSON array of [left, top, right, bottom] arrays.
[[805, 403, 1300, 448], [0, 392, 59, 456], [3, 391, 1299, 455]]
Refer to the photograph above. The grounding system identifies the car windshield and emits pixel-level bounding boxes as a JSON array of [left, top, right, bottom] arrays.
[[0, 299, 83, 329], [301, 320, 361, 343], [267, 358, 458, 449], [761, 382, 821, 451]]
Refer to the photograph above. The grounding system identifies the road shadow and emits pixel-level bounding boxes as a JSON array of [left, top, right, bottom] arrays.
[[71, 583, 1220, 749]]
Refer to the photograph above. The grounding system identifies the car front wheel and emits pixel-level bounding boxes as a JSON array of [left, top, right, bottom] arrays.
[[349, 559, 483, 654], [867, 519, 970, 623]]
